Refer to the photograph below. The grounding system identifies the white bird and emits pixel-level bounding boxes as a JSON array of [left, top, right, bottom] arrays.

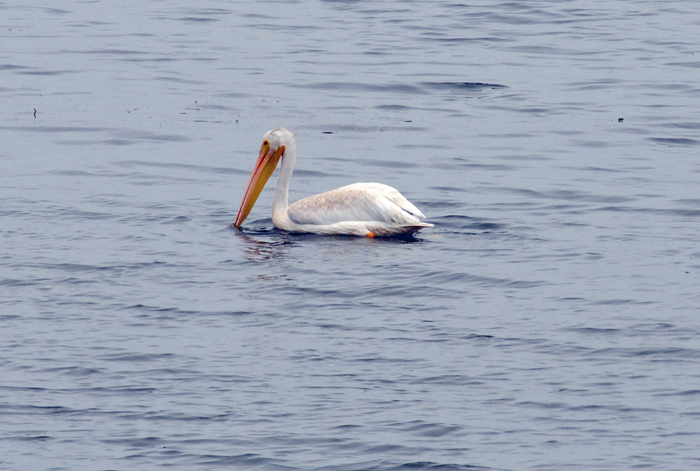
[[233, 128, 432, 237]]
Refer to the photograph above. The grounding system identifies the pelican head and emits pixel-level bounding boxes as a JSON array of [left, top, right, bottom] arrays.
[[233, 128, 294, 228]]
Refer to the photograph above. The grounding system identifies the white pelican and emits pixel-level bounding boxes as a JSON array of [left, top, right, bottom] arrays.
[[233, 128, 432, 237]]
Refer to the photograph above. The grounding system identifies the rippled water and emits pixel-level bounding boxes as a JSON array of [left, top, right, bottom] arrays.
[[2, 1, 700, 470]]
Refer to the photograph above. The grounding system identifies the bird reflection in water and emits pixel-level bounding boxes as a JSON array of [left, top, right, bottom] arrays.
[[233, 227, 292, 263]]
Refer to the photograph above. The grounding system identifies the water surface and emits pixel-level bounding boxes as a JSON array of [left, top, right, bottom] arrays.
[[1, 1, 699, 470]]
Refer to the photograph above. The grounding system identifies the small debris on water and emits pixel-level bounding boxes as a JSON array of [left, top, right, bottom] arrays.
[[33, 108, 36, 118], [618, 118, 624, 122]]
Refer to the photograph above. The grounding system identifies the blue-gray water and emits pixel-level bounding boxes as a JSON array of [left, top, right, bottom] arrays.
[[2, 1, 699, 470]]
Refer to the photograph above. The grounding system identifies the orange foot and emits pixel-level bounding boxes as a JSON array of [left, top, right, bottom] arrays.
[[366, 231, 375, 238]]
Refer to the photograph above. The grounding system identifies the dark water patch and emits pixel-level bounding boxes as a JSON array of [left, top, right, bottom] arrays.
[[296, 82, 423, 94], [364, 444, 405, 454], [315, 323, 356, 332], [115, 159, 247, 176], [42, 7, 71, 15], [102, 436, 163, 447], [648, 137, 700, 146], [506, 44, 584, 56], [177, 8, 232, 16], [517, 401, 568, 411], [630, 323, 683, 334], [382, 462, 498, 471], [46, 206, 114, 220], [572, 165, 628, 174], [401, 269, 542, 290], [199, 453, 272, 466], [0, 277, 47, 287], [350, 355, 419, 364], [654, 389, 700, 397], [176, 16, 221, 23], [432, 214, 505, 232], [463, 333, 495, 340], [291, 168, 338, 178], [121, 56, 177, 63], [214, 92, 253, 99], [45, 263, 120, 273], [403, 421, 462, 438], [125, 410, 236, 422], [446, 158, 517, 171], [310, 124, 426, 134], [79, 48, 146, 56], [113, 130, 191, 143], [423, 82, 508, 92], [127, 304, 200, 317], [162, 215, 192, 224], [495, 152, 551, 162], [411, 375, 483, 387], [396, 143, 450, 150], [568, 404, 656, 414], [665, 61, 700, 68], [68, 386, 158, 396], [590, 298, 653, 306], [0, 386, 49, 396], [424, 35, 508, 45], [594, 205, 700, 218], [5, 434, 52, 442], [56, 139, 104, 146], [376, 104, 414, 111], [515, 106, 551, 115], [674, 198, 700, 206], [98, 352, 176, 363], [566, 79, 621, 91], [567, 327, 621, 336], [649, 83, 697, 92], [0, 64, 31, 71], [586, 347, 700, 360], [196, 103, 238, 111], [156, 75, 207, 85], [290, 349, 339, 362], [6, 404, 76, 415], [569, 139, 616, 148], [42, 366, 102, 377], [17, 69, 79, 76], [502, 187, 634, 204], [240, 12, 273, 20], [48, 169, 96, 177], [430, 186, 470, 194], [631, 348, 700, 359], [0, 125, 108, 133], [663, 122, 700, 130], [353, 158, 419, 169]]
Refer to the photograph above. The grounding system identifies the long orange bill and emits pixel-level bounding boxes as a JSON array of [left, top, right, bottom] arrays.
[[233, 144, 285, 228]]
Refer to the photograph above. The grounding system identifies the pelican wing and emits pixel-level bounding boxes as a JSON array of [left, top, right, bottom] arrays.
[[288, 183, 425, 226], [347, 183, 426, 218]]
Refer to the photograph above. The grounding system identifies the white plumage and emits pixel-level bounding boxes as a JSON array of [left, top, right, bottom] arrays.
[[234, 128, 432, 237]]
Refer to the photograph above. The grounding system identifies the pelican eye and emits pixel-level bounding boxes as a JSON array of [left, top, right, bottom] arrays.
[[263, 140, 269, 146]]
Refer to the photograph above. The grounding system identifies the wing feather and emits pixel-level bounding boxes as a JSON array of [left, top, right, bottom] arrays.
[[345, 183, 426, 218], [288, 183, 424, 226]]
